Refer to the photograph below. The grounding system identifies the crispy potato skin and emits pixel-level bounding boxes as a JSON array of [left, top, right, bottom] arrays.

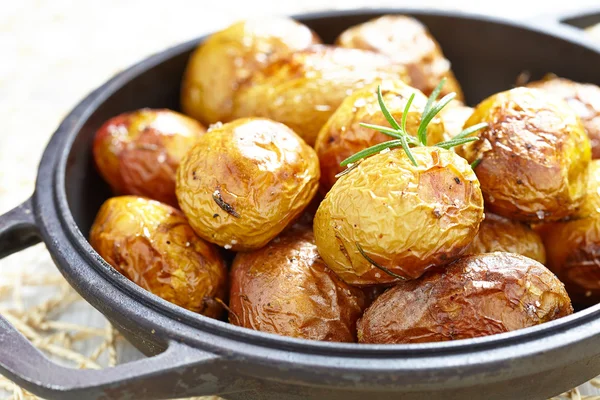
[[336, 15, 464, 101], [457, 87, 591, 222], [176, 118, 320, 251], [314, 80, 446, 193], [358, 253, 573, 344], [89, 196, 227, 318], [537, 160, 600, 304], [314, 147, 484, 285], [229, 225, 367, 342], [464, 212, 546, 264], [93, 109, 205, 207], [231, 45, 411, 146], [528, 77, 600, 159], [181, 18, 320, 124], [440, 105, 473, 138]]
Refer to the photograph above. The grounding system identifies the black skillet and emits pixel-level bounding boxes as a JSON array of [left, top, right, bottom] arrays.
[[1, 8, 600, 400]]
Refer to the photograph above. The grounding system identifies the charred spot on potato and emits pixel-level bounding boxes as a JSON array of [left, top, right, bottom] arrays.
[[212, 188, 240, 218]]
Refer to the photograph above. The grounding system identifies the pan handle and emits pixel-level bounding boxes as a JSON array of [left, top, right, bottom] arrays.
[[0, 313, 253, 399], [0, 197, 41, 259]]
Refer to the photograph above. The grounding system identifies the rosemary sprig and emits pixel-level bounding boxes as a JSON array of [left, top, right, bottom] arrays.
[[356, 243, 406, 281], [340, 80, 488, 168]]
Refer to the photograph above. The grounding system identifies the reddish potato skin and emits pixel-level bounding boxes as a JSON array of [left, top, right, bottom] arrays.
[[336, 15, 464, 101], [93, 109, 205, 207], [464, 212, 546, 264], [358, 253, 572, 344], [229, 225, 367, 342], [528, 77, 600, 159], [89, 196, 227, 318]]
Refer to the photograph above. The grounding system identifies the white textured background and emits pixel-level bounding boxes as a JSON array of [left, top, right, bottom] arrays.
[[1, 0, 600, 398]]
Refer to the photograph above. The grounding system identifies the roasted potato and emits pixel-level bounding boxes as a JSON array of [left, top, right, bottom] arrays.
[[527, 76, 600, 159], [93, 108, 205, 207], [314, 146, 484, 286], [314, 80, 446, 193], [181, 17, 320, 124], [89, 196, 227, 318], [440, 104, 474, 138], [231, 45, 411, 145], [336, 15, 464, 102], [464, 212, 546, 264], [537, 160, 600, 304], [176, 118, 320, 251], [358, 253, 573, 344], [229, 225, 367, 342], [457, 87, 591, 222]]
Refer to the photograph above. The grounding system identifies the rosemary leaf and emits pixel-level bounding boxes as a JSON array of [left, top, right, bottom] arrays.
[[471, 158, 482, 169], [453, 122, 488, 140], [356, 242, 406, 280], [400, 135, 418, 167], [423, 78, 446, 117], [436, 137, 479, 149], [340, 139, 404, 167], [377, 86, 402, 132], [402, 93, 417, 144]]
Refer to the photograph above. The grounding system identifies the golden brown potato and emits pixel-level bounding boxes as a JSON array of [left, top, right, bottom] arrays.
[[89, 196, 227, 318], [314, 80, 446, 193], [464, 212, 546, 264], [181, 17, 320, 124], [457, 87, 591, 222], [440, 104, 473, 138], [231, 45, 411, 145], [358, 253, 573, 344], [93, 108, 205, 207], [537, 160, 600, 304], [314, 147, 484, 286], [527, 76, 600, 159], [336, 15, 464, 102], [176, 118, 319, 251], [229, 225, 367, 342]]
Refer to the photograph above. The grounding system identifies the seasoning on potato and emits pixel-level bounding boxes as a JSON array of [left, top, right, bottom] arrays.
[[176, 118, 320, 251], [357, 253, 573, 344], [314, 83, 486, 285], [464, 212, 546, 264], [181, 17, 320, 125], [527, 76, 600, 159], [93, 108, 205, 207], [229, 225, 367, 342], [336, 15, 464, 102], [457, 87, 591, 222], [89, 196, 227, 318], [537, 160, 600, 305], [314, 80, 446, 193], [231, 45, 411, 145]]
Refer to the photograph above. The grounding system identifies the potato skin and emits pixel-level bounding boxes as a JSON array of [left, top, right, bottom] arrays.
[[336, 15, 464, 102], [231, 45, 410, 146], [440, 105, 473, 138], [464, 212, 546, 264], [176, 118, 320, 251], [181, 17, 320, 124], [93, 108, 205, 207], [89, 196, 227, 318], [528, 76, 600, 159], [537, 160, 600, 304], [314, 147, 484, 285], [314, 80, 446, 193], [358, 253, 573, 344], [457, 87, 591, 222], [229, 225, 367, 342]]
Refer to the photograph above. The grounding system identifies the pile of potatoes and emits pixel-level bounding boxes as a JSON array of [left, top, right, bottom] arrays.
[[90, 15, 600, 344]]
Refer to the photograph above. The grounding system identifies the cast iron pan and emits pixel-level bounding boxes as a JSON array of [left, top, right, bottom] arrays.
[[1, 8, 600, 400]]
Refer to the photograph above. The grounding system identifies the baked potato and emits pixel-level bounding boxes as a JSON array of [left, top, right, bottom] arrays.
[[181, 17, 320, 124], [457, 87, 591, 222], [89, 196, 227, 318], [231, 45, 411, 145], [314, 80, 446, 193], [464, 212, 546, 264], [358, 253, 573, 344], [440, 104, 474, 138], [537, 160, 600, 305], [336, 15, 464, 102], [93, 108, 205, 207], [176, 118, 320, 251], [314, 146, 484, 286], [229, 225, 367, 342]]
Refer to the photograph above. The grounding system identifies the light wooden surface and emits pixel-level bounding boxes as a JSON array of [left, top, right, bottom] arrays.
[[1, 0, 600, 398]]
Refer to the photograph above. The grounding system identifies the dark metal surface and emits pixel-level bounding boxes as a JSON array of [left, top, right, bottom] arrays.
[[2, 7, 600, 400], [0, 198, 39, 259]]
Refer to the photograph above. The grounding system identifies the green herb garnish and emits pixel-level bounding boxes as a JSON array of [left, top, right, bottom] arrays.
[[340, 79, 488, 168]]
